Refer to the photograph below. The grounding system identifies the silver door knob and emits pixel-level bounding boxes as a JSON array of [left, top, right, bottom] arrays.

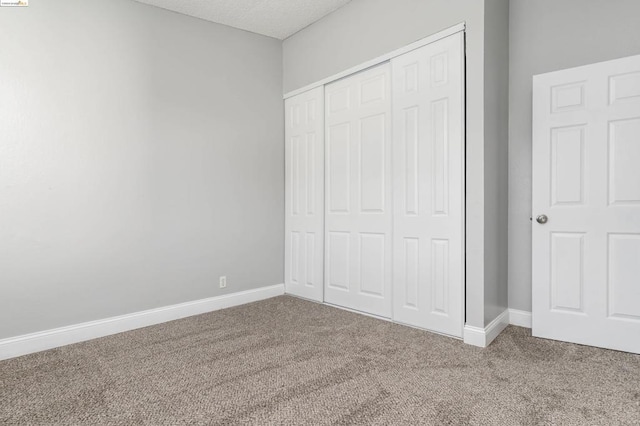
[[536, 214, 548, 224]]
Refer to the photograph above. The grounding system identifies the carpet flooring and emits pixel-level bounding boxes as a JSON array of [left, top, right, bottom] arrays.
[[1, 295, 639, 425]]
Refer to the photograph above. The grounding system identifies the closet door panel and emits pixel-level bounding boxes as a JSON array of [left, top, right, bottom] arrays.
[[285, 87, 325, 302], [325, 63, 393, 318], [392, 32, 465, 337]]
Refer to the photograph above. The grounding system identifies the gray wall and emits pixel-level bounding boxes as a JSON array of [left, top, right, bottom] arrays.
[[283, 0, 504, 328], [508, 0, 640, 312], [0, 0, 283, 339], [483, 0, 509, 324]]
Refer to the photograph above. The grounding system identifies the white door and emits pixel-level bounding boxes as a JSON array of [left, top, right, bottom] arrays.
[[533, 54, 640, 354], [284, 87, 325, 302], [324, 63, 393, 318], [391, 32, 465, 337]]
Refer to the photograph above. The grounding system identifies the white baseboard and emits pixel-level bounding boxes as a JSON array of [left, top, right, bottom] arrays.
[[509, 309, 532, 328], [463, 309, 509, 348], [0, 284, 284, 361]]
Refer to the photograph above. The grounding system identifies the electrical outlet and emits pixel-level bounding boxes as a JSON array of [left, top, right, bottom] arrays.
[[219, 276, 227, 288]]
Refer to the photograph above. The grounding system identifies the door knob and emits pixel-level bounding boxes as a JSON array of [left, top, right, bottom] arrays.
[[536, 214, 548, 224]]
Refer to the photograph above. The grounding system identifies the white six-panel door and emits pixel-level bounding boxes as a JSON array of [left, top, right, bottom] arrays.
[[284, 87, 325, 302], [391, 32, 465, 337], [533, 54, 640, 354], [324, 63, 393, 318]]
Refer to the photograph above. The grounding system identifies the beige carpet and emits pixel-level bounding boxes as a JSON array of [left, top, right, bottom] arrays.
[[1, 296, 639, 425]]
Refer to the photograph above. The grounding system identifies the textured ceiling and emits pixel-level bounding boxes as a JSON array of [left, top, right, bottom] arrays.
[[134, 0, 352, 39]]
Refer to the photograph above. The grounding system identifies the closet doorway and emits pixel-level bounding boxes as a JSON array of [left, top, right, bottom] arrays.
[[285, 26, 465, 338]]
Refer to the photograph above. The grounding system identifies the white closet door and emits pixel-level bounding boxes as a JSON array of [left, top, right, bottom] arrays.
[[324, 63, 393, 318], [391, 32, 465, 337], [285, 87, 324, 302]]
